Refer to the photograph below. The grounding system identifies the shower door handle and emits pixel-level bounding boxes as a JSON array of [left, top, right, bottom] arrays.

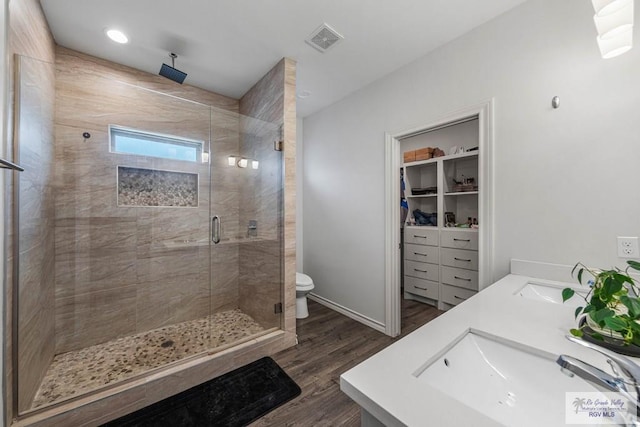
[[212, 215, 221, 244]]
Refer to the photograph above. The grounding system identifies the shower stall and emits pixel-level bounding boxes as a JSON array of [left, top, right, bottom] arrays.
[[10, 51, 293, 419]]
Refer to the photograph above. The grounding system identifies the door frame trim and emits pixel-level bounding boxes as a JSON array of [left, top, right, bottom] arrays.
[[384, 99, 495, 336]]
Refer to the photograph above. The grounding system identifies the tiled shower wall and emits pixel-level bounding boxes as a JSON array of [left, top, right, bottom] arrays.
[[53, 47, 241, 353]]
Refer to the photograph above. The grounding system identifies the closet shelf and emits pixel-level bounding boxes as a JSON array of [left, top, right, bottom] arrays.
[[444, 191, 478, 197], [407, 194, 437, 199]]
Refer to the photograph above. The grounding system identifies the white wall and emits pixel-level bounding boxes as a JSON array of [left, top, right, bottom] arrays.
[[296, 117, 303, 270], [302, 0, 640, 324]]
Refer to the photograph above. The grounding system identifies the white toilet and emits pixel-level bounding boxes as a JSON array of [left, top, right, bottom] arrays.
[[295, 272, 314, 319]]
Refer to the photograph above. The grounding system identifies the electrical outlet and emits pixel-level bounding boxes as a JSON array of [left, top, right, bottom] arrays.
[[617, 236, 639, 258]]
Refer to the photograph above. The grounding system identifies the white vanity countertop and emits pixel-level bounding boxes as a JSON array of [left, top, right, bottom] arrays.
[[339, 272, 637, 427]]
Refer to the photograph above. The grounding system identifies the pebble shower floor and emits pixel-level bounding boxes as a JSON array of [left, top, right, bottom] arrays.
[[32, 309, 265, 409]]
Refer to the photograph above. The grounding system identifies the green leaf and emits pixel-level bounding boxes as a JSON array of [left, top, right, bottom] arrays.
[[574, 306, 584, 319], [630, 321, 640, 332], [590, 298, 605, 311], [620, 296, 640, 318], [577, 268, 584, 284], [604, 316, 627, 332], [593, 308, 614, 324], [613, 273, 634, 286], [590, 332, 604, 341], [570, 328, 583, 337], [571, 263, 580, 277], [628, 260, 640, 272], [602, 276, 623, 297], [583, 304, 596, 314], [562, 288, 575, 302]]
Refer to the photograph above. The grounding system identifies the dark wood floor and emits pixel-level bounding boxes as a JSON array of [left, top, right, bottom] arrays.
[[250, 298, 443, 426]]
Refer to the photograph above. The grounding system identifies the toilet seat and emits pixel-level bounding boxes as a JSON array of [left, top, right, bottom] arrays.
[[296, 272, 314, 291], [295, 272, 314, 319]]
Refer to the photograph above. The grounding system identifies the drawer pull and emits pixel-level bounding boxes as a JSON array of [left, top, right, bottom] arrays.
[[414, 285, 428, 291], [454, 295, 468, 300], [413, 268, 428, 273], [413, 235, 427, 239], [413, 252, 428, 256], [454, 257, 471, 262], [453, 238, 471, 242], [454, 276, 472, 282]]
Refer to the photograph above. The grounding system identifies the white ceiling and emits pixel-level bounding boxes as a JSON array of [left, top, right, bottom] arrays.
[[40, 0, 527, 117]]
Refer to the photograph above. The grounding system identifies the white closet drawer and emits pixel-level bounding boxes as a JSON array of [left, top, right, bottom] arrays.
[[441, 284, 477, 306], [441, 266, 479, 291], [404, 260, 439, 282], [441, 248, 478, 271], [404, 276, 439, 300], [404, 244, 439, 263], [440, 230, 478, 251], [404, 227, 439, 246]]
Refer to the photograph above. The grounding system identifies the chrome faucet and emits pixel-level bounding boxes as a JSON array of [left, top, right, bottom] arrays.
[[558, 354, 629, 392], [557, 335, 640, 423]]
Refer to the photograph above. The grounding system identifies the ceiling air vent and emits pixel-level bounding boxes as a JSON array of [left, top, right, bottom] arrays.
[[305, 23, 344, 53]]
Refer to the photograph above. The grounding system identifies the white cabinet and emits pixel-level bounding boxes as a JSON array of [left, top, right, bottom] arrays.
[[441, 248, 478, 271], [404, 244, 439, 264], [440, 229, 478, 251], [404, 276, 439, 300], [404, 227, 439, 246], [402, 151, 481, 310]]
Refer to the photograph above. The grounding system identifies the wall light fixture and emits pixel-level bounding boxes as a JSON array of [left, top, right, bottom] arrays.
[[592, 0, 634, 58], [228, 155, 259, 169]]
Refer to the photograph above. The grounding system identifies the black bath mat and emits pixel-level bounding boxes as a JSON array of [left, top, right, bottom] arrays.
[[102, 357, 301, 427]]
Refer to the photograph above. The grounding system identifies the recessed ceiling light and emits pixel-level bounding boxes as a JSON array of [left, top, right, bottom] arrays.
[[105, 29, 129, 44]]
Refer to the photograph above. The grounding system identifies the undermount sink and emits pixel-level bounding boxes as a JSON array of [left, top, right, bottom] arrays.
[[515, 282, 586, 307], [413, 330, 606, 427]]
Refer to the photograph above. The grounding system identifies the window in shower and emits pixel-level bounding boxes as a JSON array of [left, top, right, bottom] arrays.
[[109, 125, 204, 162]]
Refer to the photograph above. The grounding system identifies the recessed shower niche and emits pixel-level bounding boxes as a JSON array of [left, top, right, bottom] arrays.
[[117, 166, 199, 207]]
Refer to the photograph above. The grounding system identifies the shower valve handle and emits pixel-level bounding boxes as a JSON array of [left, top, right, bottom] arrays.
[[212, 215, 221, 244]]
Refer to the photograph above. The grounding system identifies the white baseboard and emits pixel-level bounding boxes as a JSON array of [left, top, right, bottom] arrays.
[[307, 293, 386, 334]]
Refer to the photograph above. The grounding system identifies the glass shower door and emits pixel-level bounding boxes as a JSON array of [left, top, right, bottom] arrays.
[[208, 109, 284, 348]]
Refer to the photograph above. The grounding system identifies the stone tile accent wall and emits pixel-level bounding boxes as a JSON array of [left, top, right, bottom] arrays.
[[117, 167, 199, 208]]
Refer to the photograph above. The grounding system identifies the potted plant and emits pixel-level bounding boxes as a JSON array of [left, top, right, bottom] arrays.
[[562, 260, 640, 352]]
